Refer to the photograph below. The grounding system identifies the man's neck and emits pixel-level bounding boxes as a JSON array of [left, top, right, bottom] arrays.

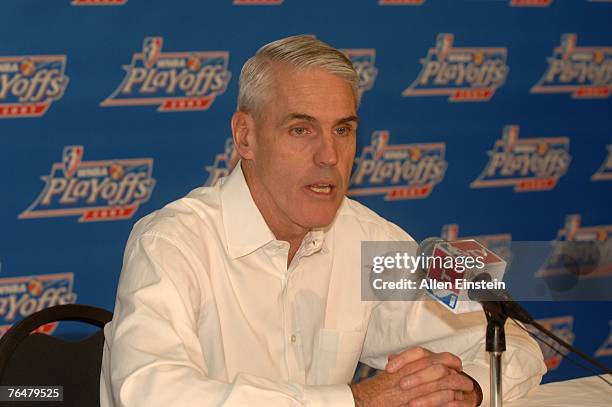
[[241, 162, 308, 267], [270, 223, 307, 268]]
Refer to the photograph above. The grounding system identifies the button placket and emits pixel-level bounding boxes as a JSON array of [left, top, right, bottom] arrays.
[[284, 262, 306, 383]]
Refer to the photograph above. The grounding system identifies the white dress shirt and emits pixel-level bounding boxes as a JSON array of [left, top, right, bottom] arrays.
[[100, 163, 546, 406]]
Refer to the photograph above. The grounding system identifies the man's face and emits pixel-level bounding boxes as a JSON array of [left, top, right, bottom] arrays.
[[243, 64, 358, 235]]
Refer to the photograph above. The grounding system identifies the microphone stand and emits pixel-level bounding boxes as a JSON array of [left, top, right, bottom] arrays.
[[481, 301, 507, 407]]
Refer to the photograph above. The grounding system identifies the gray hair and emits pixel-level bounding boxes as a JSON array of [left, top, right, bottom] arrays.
[[237, 35, 360, 118]]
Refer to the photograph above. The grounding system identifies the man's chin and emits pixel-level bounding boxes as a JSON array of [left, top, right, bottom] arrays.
[[300, 211, 339, 230], [294, 200, 344, 230]]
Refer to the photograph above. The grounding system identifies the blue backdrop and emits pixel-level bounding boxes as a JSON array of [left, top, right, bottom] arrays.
[[1, 0, 611, 384]]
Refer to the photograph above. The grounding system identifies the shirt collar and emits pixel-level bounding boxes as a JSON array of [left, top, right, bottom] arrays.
[[220, 162, 276, 259], [219, 162, 330, 260]]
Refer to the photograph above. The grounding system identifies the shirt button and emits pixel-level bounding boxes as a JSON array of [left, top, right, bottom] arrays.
[[291, 334, 297, 343]]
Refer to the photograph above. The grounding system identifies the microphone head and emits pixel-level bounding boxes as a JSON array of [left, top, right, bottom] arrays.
[[414, 237, 445, 276], [418, 238, 510, 315], [474, 272, 492, 283], [418, 236, 444, 257]]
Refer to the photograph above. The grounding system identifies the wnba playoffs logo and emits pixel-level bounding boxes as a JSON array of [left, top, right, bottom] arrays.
[[101, 37, 231, 112], [379, 0, 426, 5], [204, 138, 239, 187], [233, 0, 283, 4], [0, 273, 77, 337], [471, 125, 571, 192], [592, 143, 612, 181], [348, 131, 447, 200], [509, 0, 552, 6], [0, 55, 68, 118], [532, 34, 612, 99], [342, 49, 378, 97], [19, 146, 156, 222], [71, 0, 127, 5], [537, 214, 612, 279], [403, 33, 509, 101]]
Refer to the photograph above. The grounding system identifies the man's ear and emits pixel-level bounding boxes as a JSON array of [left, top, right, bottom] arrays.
[[231, 111, 256, 160]]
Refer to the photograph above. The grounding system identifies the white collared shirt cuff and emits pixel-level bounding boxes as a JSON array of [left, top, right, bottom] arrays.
[[303, 384, 355, 407]]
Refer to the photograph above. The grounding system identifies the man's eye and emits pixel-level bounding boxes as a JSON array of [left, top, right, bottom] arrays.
[[335, 127, 351, 136], [291, 127, 309, 136]]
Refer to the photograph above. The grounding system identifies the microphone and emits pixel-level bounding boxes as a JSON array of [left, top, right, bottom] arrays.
[[416, 238, 612, 385], [417, 236, 444, 258], [417, 237, 507, 314]]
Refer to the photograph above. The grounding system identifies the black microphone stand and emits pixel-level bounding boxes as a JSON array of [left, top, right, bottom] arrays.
[[481, 300, 507, 407]]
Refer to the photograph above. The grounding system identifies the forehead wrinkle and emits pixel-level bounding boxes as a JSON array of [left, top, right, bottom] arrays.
[[264, 65, 357, 128], [281, 113, 317, 125]]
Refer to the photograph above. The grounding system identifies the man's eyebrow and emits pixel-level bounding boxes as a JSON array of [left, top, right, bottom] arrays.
[[334, 115, 359, 126]]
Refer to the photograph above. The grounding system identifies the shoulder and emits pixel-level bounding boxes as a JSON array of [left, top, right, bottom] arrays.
[[333, 197, 414, 242], [115, 187, 220, 313], [127, 184, 222, 249]]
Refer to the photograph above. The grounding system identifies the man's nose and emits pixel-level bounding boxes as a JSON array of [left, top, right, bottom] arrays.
[[314, 133, 339, 167]]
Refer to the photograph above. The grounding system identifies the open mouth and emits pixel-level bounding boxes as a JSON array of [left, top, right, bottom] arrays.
[[306, 184, 334, 195]]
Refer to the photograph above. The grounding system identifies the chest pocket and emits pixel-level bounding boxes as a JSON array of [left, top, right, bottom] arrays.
[[309, 328, 365, 385]]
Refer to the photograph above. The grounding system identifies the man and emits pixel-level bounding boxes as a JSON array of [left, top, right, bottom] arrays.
[[101, 35, 546, 406]]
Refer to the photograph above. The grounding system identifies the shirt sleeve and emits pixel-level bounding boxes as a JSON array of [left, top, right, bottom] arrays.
[[359, 300, 547, 406], [101, 232, 355, 407]]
